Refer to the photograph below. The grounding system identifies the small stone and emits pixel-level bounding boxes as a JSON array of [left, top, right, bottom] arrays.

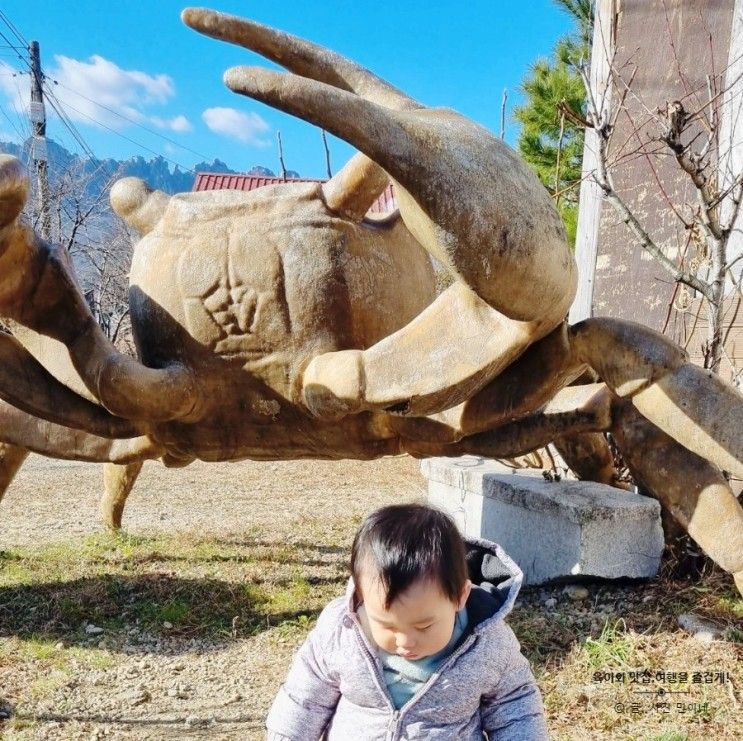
[[184, 715, 200, 728], [54, 641, 65, 650], [85, 624, 104, 635], [166, 681, 190, 699], [677, 613, 723, 642], [563, 585, 589, 601], [126, 689, 150, 706], [642, 594, 654, 603], [163, 621, 173, 630], [544, 597, 557, 609]]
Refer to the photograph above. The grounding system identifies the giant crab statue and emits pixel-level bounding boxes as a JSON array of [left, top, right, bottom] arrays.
[[0, 8, 741, 593]]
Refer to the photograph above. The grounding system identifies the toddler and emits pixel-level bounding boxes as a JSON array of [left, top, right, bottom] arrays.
[[266, 503, 548, 739]]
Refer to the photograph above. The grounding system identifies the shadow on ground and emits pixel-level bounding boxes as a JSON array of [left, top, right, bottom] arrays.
[[0, 572, 342, 648], [0, 533, 349, 652]]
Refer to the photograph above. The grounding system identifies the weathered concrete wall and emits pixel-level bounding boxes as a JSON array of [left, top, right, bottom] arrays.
[[579, 0, 742, 377]]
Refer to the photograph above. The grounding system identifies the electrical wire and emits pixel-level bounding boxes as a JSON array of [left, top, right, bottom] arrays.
[[0, 101, 25, 140], [43, 84, 101, 161], [0, 10, 29, 48], [50, 78, 210, 162], [0, 9, 201, 179], [0, 28, 27, 68], [49, 93, 198, 174]]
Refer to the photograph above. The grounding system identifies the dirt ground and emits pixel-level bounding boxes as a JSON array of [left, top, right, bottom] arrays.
[[0, 455, 741, 740], [0, 454, 425, 740], [0, 454, 425, 549]]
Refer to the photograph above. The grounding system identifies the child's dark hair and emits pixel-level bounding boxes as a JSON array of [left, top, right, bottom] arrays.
[[351, 503, 468, 609]]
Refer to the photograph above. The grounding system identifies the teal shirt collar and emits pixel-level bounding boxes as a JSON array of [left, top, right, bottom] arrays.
[[377, 607, 469, 709]]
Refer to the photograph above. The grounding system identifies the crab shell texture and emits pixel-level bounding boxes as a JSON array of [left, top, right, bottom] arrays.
[[122, 178, 440, 459], [0, 8, 742, 592]]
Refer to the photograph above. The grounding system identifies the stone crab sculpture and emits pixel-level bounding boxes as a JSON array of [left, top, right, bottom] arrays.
[[0, 8, 741, 592]]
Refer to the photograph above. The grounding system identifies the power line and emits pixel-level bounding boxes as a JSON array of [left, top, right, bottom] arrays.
[[0, 29, 26, 67], [45, 88, 97, 155], [49, 78, 211, 162], [0, 10, 29, 49], [0, 10, 200, 177], [50, 94, 198, 174], [42, 88, 110, 175], [0, 101, 25, 140]]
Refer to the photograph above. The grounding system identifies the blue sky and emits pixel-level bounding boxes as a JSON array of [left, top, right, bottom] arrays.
[[0, 1, 574, 178]]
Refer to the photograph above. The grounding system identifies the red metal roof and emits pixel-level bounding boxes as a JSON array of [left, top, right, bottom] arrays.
[[193, 172, 397, 214]]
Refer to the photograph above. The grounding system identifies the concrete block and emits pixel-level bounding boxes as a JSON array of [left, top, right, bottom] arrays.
[[421, 456, 664, 585]]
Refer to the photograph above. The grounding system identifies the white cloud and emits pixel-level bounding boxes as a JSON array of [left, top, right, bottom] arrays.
[[0, 56, 191, 135], [0, 61, 29, 116], [150, 114, 192, 132], [51, 54, 173, 119], [202, 106, 271, 147]]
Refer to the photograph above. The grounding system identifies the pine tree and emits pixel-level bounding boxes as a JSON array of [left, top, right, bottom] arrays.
[[513, 0, 593, 246]]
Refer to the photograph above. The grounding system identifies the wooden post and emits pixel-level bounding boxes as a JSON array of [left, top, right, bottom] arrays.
[[29, 40, 51, 240], [321, 129, 332, 178], [276, 130, 287, 182]]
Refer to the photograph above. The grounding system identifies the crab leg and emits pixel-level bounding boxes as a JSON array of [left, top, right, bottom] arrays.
[[399, 383, 613, 458], [0, 331, 141, 438], [0, 414, 150, 530], [435, 317, 742, 480], [426, 323, 585, 435], [0, 398, 161, 464], [0, 156, 198, 423], [611, 401, 743, 595], [184, 9, 576, 418], [101, 461, 144, 530], [570, 318, 743, 479], [0, 442, 28, 508], [552, 433, 623, 488]]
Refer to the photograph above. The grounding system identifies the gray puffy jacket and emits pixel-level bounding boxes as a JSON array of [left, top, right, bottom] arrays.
[[266, 537, 548, 740]]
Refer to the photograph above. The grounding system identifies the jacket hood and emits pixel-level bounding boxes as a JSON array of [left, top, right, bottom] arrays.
[[463, 536, 523, 631], [344, 536, 523, 630]]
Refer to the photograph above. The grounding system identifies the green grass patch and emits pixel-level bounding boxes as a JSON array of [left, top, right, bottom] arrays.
[[0, 533, 345, 644], [714, 593, 743, 619], [581, 618, 634, 668]]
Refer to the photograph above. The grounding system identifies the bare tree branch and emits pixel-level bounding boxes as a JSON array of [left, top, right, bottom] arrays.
[[578, 61, 714, 300]]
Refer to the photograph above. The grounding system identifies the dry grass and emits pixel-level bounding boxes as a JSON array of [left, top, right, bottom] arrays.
[[0, 455, 741, 739]]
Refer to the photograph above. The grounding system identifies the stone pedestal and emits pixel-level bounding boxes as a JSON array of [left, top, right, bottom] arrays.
[[422, 457, 664, 585]]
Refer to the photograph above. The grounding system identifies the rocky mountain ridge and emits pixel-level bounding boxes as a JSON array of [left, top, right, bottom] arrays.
[[0, 138, 299, 195]]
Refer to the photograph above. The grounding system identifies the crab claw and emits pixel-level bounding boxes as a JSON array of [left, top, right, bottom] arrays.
[[0, 155, 199, 424], [184, 8, 576, 417], [183, 8, 573, 320]]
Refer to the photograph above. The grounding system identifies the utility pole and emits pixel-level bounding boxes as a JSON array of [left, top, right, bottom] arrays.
[[29, 40, 51, 240]]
